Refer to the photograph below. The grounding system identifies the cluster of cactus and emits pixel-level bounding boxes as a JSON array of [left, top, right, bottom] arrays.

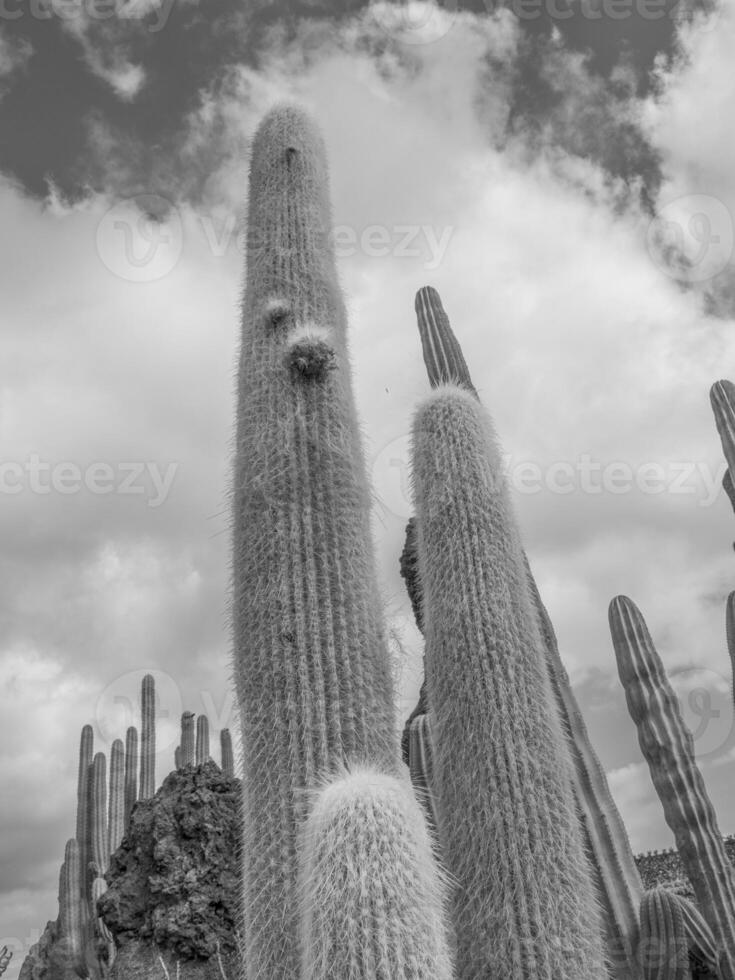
[[44, 674, 236, 979], [231, 101, 735, 980]]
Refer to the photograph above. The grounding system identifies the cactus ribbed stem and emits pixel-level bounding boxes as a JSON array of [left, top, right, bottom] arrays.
[[90, 752, 109, 877], [638, 888, 689, 980], [59, 839, 89, 979], [181, 712, 195, 767], [711, 379, 735, 475], [298, 768, 453, 980], [174, 745, 182, 770], [123, 726, 137, 827], [139, 674, 155, 799], [233, 103, 397, 979], [609, 596, 735, 980], [220, 729, 234, 777], [411, 384, 606, 980], [724, 470, 735, 516], [414, 286, 478, 396], [196, 714, 210, 766], [727, 592, 735, 710], [528, 571, 643, 980], [108, 739, 125, 857], [75, 725, 93, 901]]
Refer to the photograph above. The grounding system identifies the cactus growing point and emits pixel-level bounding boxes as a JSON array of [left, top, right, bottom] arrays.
[[233, 103, 397, 978], [298, 768, 453, 980], [411, 383, 606, 980]]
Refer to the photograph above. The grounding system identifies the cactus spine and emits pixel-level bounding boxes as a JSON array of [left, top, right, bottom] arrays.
[[233, 103, 397, 978], [108, 738, 125, 856], [411, 383, 606, 980], [407, 714, 439, 846], [59, 839, 89, 979], [76, 725, 94, 901], [123, 726, 137, 827], [181, 712, 195, 766], [220, 728, 234, 777], [297, 768, 453, 980], [196, 714, 210, 765], [609, 595, 735, 980], [139, 673, 155, 800]]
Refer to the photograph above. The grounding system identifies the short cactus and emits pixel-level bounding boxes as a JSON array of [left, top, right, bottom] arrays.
[[220, 728, 234, 778], [181, 712, 195, 767], [196, 714, 210, 766], [297, 767, 453, 980]]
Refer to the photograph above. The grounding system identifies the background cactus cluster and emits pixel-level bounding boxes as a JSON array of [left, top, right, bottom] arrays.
[[17, 103, 735, 980]]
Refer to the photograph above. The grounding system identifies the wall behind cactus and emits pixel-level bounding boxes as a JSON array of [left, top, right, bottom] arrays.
[[1, 1, 735, 973]]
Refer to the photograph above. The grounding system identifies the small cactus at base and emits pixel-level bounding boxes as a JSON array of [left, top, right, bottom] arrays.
[[297, 767, 453, 980], [59, 839, 89, 979]]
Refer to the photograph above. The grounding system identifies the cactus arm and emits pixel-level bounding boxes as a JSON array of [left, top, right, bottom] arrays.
[[123, 726, 137, 828], [297, 768, 453, 980], [233, 103, 397, 978], [609, 595, 735, 980], [181, 712, 195, 767], [196, 715, 210, 766], [411, 384, 606, 980], [107, 739, 125, 858], [220, 729, 234, 777], [76, 726, 94, 901], [139, 674, 155, 800], [527, 569, 644, 979]]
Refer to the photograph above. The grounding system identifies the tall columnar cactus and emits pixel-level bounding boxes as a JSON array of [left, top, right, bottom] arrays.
[[123, 726, 137, 827], [181, 712, 195, 766], [139, 673, 156, 800], [220, 728, 234, 778], [297, 768, 453, 980], [108, 739, 125, 856], [233, 103, 397, 978], [90, 752, 109, 877], [196, 714, 210, 766], [411, 284, 641, 977], [710, 379, 735, 478], [609, 595, 735, 980], [59, 839, 89, 979], [76, 725, 94, 901], [411, 383, 607, 980]]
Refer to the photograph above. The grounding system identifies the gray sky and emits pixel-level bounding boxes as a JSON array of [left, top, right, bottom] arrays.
[[1, 0, 734, 970]]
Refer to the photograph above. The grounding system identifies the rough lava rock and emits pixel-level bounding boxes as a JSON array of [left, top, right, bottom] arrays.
[[98, 762, 241, 964]]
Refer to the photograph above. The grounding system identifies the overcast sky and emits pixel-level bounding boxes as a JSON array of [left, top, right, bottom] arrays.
[[1, 0, 734, 967]]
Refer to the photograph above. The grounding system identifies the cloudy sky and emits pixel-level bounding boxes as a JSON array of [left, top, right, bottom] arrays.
[[1, 0, 735, 965]]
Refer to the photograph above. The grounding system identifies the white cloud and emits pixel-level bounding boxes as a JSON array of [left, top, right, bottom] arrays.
[[0, 29, 32, 85]]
